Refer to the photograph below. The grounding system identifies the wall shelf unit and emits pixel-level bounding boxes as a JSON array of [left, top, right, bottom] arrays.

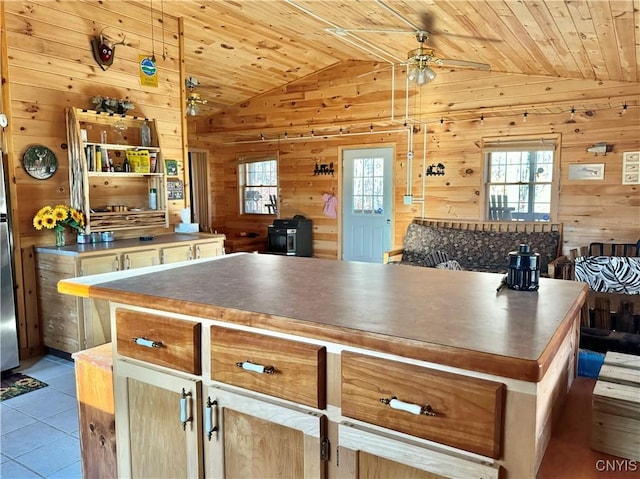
[[66, 108, 168, 234]]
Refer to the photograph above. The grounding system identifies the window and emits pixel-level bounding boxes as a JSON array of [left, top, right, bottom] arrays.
[[239, 158, 277, 214], [483, 138, 557, 222], [352, 156, 385, 215]]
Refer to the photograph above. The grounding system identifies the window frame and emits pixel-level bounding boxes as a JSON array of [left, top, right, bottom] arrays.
[[481, 135, 560, 222], [237, 154, 278, 216]]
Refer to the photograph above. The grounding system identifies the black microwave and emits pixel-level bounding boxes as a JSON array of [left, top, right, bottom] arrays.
[[267, 218, 312, 257]]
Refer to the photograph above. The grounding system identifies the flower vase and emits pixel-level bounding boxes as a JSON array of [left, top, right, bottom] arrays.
[[55, 228, 65, 247]]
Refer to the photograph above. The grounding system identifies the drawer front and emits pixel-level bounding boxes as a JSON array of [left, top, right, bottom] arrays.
[[116, 309, 201, 374], [210, 327, 326, 408], [341, 351, 504, 458]]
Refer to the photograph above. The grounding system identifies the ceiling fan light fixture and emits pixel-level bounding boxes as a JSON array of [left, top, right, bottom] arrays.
[[186, 102, 199, 117], [185, 77, 208, 116], [408, 64, 436, 86]]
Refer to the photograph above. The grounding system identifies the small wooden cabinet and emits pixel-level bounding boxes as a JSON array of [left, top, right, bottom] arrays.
[[35, 234, 224, 353]]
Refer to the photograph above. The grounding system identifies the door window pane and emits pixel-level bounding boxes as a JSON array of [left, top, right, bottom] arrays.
[[352, 157, 385, 215]]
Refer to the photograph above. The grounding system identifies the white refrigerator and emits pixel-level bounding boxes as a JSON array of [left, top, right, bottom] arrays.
[[1, 154, 19, 372]]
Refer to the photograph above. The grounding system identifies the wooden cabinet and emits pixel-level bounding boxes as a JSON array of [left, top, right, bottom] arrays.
[[195, 241, 223, 259], [114, 360, 203, 479], [123, 249, 160, 269], [111, 311, 328, 479], [204, 385, 327, 479], [161, 244, 193, 263], [35, 235, 224, 353], [66, 107, 168, 233]]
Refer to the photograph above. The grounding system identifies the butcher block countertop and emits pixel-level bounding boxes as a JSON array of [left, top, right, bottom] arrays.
[[58, 253, 587, 382]]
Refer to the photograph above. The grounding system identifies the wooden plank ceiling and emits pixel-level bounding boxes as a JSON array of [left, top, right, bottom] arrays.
[[156, 0, 638, 117]]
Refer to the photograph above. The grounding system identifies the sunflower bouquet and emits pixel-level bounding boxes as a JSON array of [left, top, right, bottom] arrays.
[[33, 205, 85, 246]]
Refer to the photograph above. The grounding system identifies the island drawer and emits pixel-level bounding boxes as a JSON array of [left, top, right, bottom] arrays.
[[115, 309, 201, 375], [210, 326, 326, 409], [341, 351, 505, 458]]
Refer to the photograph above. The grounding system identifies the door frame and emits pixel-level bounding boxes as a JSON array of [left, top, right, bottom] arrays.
[[338, 143, 396, 262], [187, 148, 212, 231]]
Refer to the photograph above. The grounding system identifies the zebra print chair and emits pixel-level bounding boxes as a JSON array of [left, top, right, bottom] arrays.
[[574, 256, 640, 295]]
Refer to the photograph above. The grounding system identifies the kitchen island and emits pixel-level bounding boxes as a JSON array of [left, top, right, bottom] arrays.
[[59, 253, 587, 479]]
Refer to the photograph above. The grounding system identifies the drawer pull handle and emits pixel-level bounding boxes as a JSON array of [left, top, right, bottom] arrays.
[[205, 397, 218, 441], [380, 396, 436, 416], [132, 337, 163, 348], [235, 361, 275, 374], [180, 388, 192, 430]]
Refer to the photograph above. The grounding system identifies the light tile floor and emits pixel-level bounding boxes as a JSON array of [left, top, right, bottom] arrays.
[[1, 354, 81, 479]]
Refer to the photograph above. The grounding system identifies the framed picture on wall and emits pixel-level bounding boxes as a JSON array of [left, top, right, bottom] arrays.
[[567, 163, 605, 180], [622, 151, 640, 185], [167, 179, 184, 200], [165, 159, 178, 176]]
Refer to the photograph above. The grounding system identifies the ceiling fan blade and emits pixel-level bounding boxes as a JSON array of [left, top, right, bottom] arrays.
[[438, 58, 491, 71]]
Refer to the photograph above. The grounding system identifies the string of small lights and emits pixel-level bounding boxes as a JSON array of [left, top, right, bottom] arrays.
[[226, 101, 636, 144]]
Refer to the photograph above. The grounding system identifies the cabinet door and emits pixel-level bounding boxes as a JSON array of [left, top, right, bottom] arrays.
[[162, 245, 193, 264], [114, 360, 203, 479], [80, 254, 121, 275], [194, 241, 223, 259], [203, 385, 327, 479], [123, 249, 160, 269], [80, 255, 120, 349], [338, 423, 500, 479]]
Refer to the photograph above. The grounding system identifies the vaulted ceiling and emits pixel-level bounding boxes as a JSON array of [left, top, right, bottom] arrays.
[[167, 0, 638, 118]]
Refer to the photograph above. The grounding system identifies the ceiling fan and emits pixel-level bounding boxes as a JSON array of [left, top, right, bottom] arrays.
[[405, 30, 490, 85], [185, 76, 208, 116]]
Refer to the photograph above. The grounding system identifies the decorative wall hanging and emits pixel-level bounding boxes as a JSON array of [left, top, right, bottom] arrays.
[[91, 96, 134, 115], [165, 159, 179, 176], [90, 29, 126, 71], [622, 151, 640, 185], [586, 143, 612, 156], [22, 145, 58, 180], [167, 179, 184, 200], [313, 162, 334, 176], [426, 163, 445, 176], [568, 163, 605, 180], [139, 54, 158, 87]]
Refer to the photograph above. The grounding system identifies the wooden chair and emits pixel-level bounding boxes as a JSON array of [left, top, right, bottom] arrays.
[[265, 194, 277, 214], [588, 241, 640, 257], [489, 194, 513, 221]]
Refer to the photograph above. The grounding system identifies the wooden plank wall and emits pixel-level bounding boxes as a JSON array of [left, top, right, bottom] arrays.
[[189, 62, 640, 260], [2, 1, 184, 357]]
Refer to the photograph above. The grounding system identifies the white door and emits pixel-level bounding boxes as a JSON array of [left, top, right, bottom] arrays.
[[342, 147, 393, 263]]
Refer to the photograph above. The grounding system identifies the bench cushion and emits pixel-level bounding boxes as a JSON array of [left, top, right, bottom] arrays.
[[402, 223, 560, 273]]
